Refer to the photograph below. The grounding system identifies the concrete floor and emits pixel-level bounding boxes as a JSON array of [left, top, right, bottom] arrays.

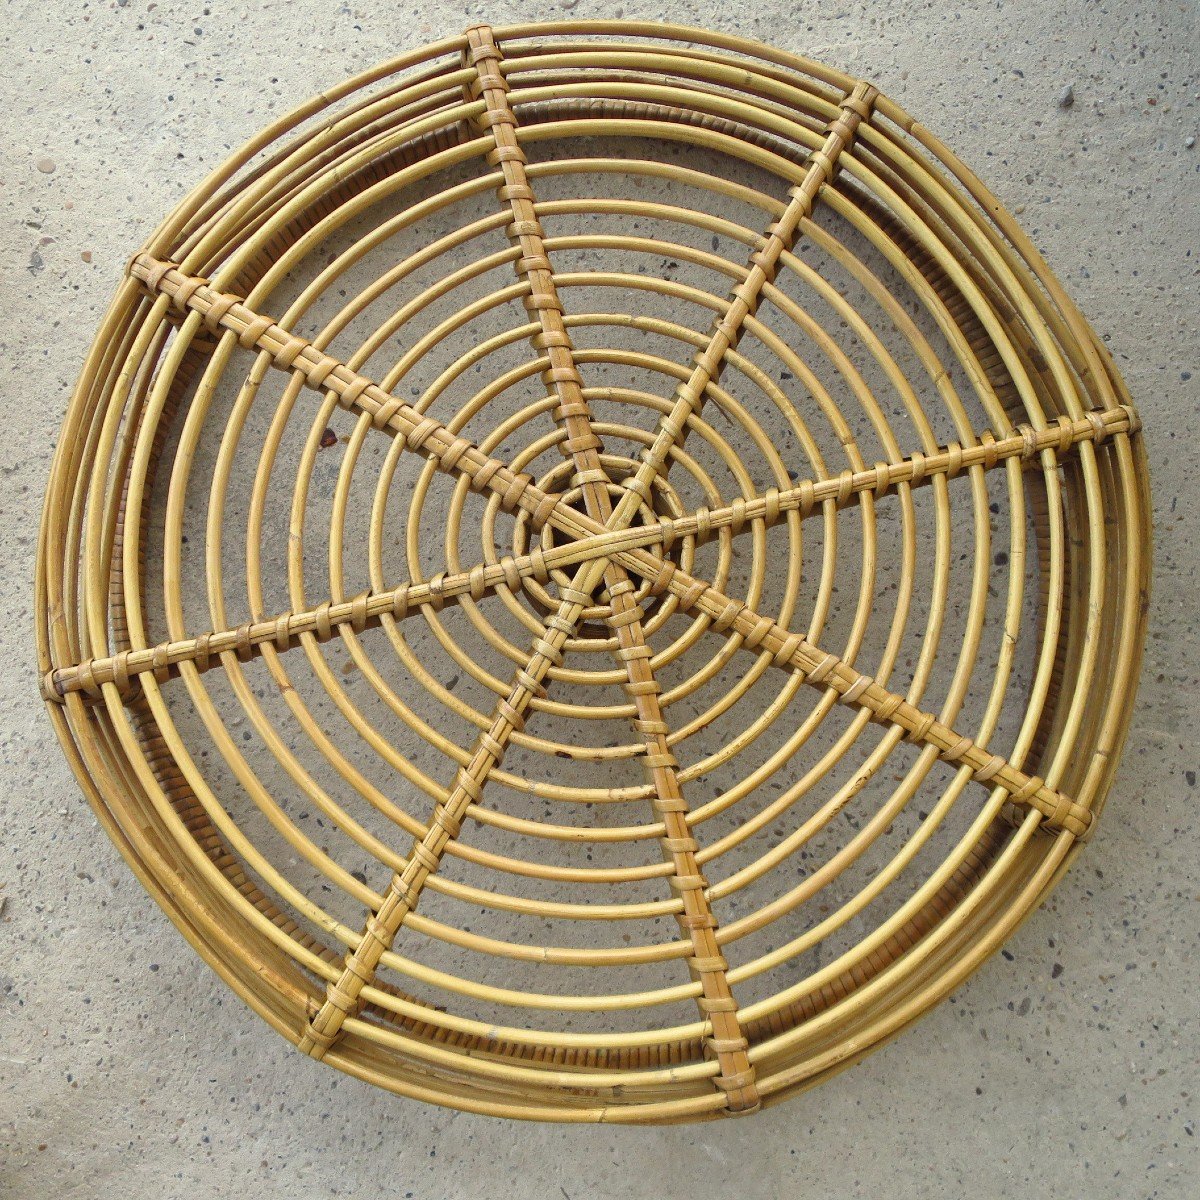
[[1, 2, 1197, 1197]]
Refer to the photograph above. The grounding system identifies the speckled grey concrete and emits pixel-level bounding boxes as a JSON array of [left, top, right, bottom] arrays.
[[1, 2, 1197, 1197]]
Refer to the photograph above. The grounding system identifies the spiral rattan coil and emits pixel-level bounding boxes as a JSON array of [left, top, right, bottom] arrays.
[[38, 22, 1151, 1122]]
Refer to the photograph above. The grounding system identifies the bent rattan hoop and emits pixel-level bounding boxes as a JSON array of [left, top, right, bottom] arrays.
[[38, 22, 1151, 1122]]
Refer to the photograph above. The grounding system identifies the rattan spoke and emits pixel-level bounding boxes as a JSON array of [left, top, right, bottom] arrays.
[[468, 24, 757, 1112], [605, 403, 1139, 550], [604, 80, 878, 534], [298, 548, 619, 1058], [611, 549, 1094, 838], [39, 523, 659, 702], [126, 253, 579, 536]]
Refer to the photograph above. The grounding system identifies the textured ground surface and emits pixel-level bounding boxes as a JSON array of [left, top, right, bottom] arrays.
[[1, 2, 1197, 1197]]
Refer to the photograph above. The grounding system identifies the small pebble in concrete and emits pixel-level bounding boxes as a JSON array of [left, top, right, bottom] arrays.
[[1058, 84, 1075, 109], [36, 156, 56, 173], [1187, 135, 1196, 149]]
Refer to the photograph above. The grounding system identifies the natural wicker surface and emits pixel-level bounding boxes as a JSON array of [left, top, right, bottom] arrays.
[[38, 22, 1150, 1122]]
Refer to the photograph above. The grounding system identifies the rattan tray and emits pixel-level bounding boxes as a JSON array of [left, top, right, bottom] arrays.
[[38, 22, 1151, 1122]]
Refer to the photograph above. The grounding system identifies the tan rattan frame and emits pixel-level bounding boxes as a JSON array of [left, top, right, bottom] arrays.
[[37, 22, 1151, 1122]]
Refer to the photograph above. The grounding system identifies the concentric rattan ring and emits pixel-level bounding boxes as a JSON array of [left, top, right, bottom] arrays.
[[38, 21, 1151, 1123]]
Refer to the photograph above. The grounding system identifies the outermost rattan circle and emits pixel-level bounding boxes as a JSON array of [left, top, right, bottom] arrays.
[[37, 22, 1151, 1122]]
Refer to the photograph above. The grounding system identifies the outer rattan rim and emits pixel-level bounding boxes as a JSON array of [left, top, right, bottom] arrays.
[[36, 21, 1151, 1123]]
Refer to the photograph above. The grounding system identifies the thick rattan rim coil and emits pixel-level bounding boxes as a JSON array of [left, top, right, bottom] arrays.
[[38, 22, 1151, 1123]]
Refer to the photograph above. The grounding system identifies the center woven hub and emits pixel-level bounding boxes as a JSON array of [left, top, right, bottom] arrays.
[[514, 466, 678, 630]]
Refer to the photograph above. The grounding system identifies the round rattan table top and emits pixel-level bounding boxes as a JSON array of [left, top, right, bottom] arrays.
[[38, 22, 1151, 1122]]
